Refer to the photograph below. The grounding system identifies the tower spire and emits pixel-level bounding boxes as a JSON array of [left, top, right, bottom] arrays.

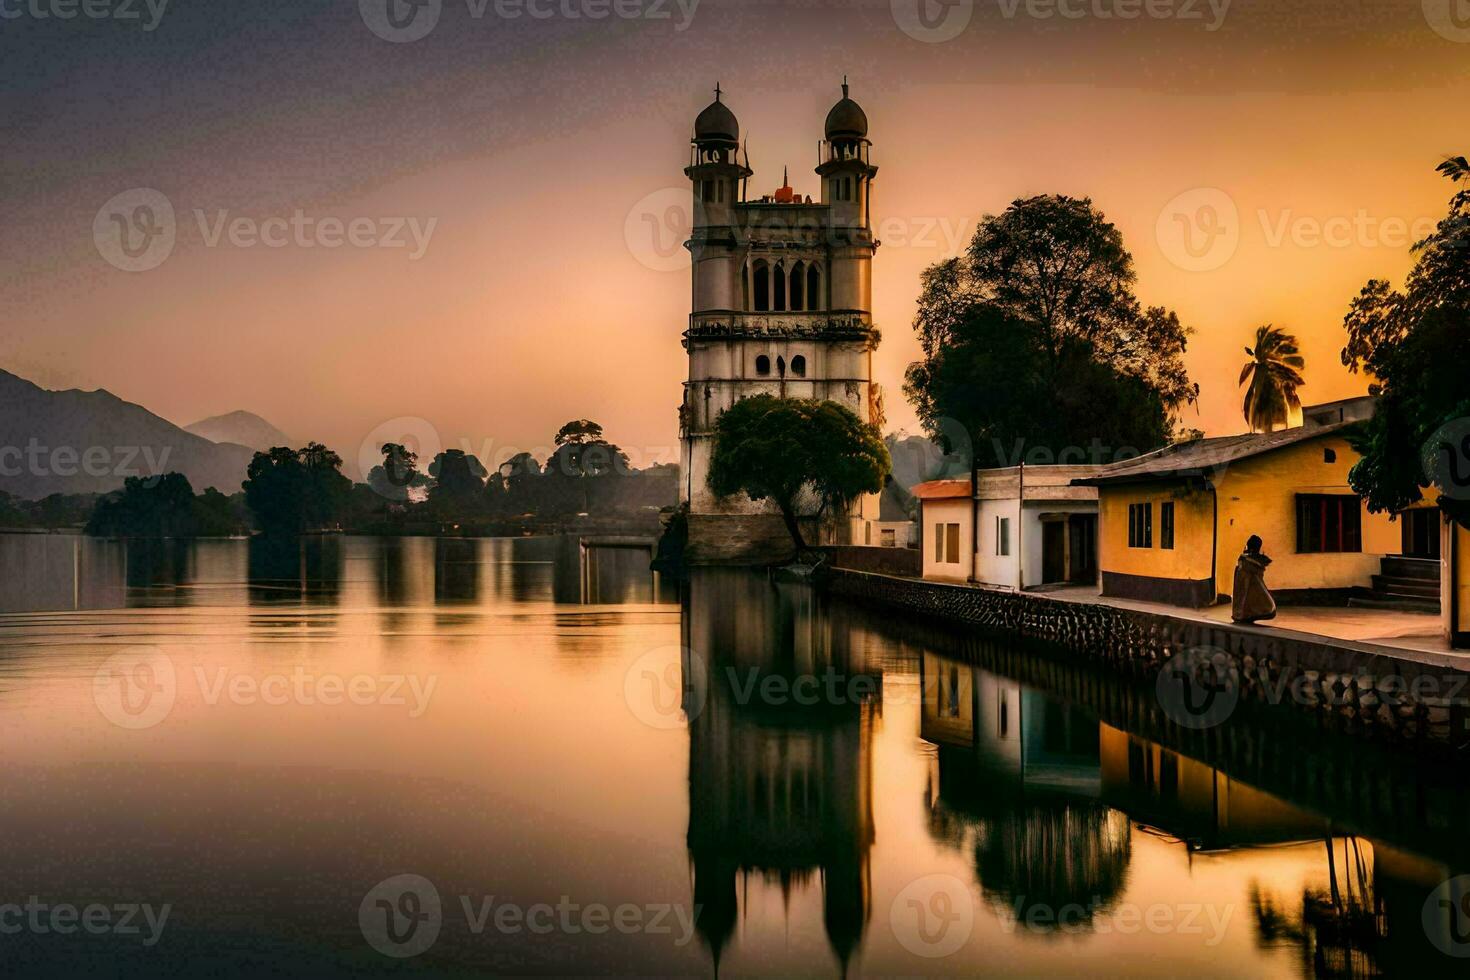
[[714, 81, 722, 103], [841, 75, 848, 98]]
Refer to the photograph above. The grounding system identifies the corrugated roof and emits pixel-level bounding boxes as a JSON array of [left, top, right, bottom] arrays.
[[1072, 421, 1355, 486]]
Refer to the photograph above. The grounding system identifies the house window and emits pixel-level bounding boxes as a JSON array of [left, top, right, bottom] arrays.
[[996, 517, 1010, 557], [1128, 502, 1152, 548], [790, 355, 806, 377], [1160, 502, 1175, 550], [935, 523, 961, 564], [755, 354, 770, 376], [1297, 494, 1362, 553], [881, 528, 896, 547]]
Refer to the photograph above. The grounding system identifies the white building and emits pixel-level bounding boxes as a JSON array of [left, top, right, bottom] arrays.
[[914, 465, 1106, 589], [679, 83, 882, 563]]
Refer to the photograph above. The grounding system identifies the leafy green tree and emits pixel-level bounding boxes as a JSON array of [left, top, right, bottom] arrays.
[[708, 396, 889, 551], [1239, 325, 1306, 433], [1342, 157, 1470, 527], [554, 419, 604, 446], [905, 195, 1197, 464]]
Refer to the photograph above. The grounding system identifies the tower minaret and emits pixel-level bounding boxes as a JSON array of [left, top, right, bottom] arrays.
[[680, 82, 881, 562]]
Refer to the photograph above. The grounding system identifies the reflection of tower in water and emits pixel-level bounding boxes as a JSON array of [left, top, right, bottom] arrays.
[[683, 570, 878, 972]]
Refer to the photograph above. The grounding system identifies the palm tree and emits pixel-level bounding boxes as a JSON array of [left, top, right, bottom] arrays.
[[1239, 325, 1305, 433]]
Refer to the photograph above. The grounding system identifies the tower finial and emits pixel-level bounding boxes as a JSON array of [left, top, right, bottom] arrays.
[[714, 82, 722, 103], [841, 75, 848, 98], [783, 165, 788, 186]]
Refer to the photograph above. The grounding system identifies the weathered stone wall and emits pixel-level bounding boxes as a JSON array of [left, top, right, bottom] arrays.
[[818, 545, 921, 578], [825, 569, 1470, 750], [686, 514, 801, 565]]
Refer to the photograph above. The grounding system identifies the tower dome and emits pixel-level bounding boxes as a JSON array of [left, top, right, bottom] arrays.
[[694, 86, 739, 143], [824, 80, 867, 141]]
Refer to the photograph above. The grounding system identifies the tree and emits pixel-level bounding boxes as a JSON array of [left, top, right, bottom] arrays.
[[905, 195, 1197, 465], [554, 419, 604, 446], [1342, 157, 1470, 527], [426, 450, 488, 514], [905, 303, 1175, 467], [707, 396, 889, 551], [243, 443, 351, 534], [498, 452, 543, 515], [1239, 325, 1305, 433], [366, 442, 426, 501]]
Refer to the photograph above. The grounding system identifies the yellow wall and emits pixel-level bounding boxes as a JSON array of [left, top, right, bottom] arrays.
[[1097, 433, 1418, 603], [1096, 481, 1215, 583], [921, 498, 972, 584], [1212, 434, 1396, 596]]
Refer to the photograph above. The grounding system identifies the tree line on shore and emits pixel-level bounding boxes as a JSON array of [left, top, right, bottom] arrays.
[[77, 419, 676, 538]]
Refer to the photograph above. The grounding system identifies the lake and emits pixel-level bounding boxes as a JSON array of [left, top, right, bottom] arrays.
[[0, 532, 1465, 976]]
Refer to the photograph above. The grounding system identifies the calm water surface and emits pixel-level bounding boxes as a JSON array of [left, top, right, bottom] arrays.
[[0, 533, 1464, 976]]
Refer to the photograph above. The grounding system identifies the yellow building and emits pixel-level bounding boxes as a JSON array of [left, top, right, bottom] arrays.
[[1076, 421, 1442, 610]]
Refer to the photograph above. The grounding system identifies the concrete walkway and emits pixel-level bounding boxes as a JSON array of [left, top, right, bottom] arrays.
[[1030, 583, 1460, 666]]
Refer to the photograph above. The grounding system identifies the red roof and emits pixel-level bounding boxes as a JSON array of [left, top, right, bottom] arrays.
[[910, 478, 971, 500]]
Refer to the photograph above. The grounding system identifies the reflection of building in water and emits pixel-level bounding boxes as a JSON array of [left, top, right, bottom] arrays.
[[551, 534, 675, 605], [919, 652, 1129, 920], [1099, 723, 1462, 975], [684, 570, 879, 971]]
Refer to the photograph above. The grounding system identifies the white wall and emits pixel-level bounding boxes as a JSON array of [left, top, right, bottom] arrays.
[[974, 498, 1022, 589]]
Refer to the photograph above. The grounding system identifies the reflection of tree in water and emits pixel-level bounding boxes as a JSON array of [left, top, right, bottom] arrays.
[[1249, 837, 1386, 979], [973, 801, 1132, 926], [246, 535, 343, 604]]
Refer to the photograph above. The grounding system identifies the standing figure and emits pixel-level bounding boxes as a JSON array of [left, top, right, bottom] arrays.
[[1231, 534, 1277, 624]]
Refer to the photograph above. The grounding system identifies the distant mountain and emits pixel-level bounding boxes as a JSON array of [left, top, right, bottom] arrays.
[[0, 369, 255, 499], [184, 410, 293, 453]]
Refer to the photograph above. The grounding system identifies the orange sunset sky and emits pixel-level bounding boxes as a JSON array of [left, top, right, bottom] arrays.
[[3, 0, 1467, 476]]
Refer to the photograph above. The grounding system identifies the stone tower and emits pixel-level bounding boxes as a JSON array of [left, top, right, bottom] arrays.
[[679, 82, 882, 563]]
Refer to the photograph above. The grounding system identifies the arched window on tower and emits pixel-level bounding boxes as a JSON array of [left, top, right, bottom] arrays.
[[755, 354, 770, 376], [806, 264, 821, 311], [752, 260, 769, 312], [773, 262, 787, 311], [776, 356, 786, 377], [789, 261, 805, 312], [742, 262, 750, 310], [791, 355, 806, 377]]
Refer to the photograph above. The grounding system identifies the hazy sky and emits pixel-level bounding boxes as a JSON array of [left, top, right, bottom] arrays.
[[3, 0, 1467, 475]]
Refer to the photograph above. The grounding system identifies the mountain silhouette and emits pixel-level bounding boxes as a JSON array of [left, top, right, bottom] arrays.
[[185, 410, 293, 453], [0, 368, 254, 499]]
